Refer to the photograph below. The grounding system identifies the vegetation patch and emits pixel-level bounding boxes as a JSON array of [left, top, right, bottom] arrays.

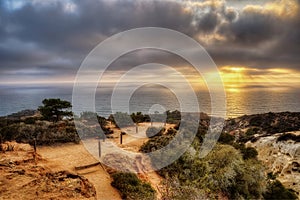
[[263, 179, 298, 200], [145, 126, 165, 138], [111, 172, 156, 200], [277, 133, 300, 142]]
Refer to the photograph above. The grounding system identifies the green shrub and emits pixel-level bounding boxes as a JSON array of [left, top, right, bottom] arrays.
[[166, 110, 181, 124], [0, 120, 81, 145], [108, 112, 134, 128], [38, 98, 72, 122], [218, 132, 235, 144], [263, 180, 297, 200], [0, 124, 21, 141], [24, 117, 37, 124], [277, 133, 300, 142], [166, 128, 177, 136], [267, 172, 277, 180], [140, 134, 174, 153], [146, 126, 165, 138], [241, 147, 258, 160], [153, 143, 266, 199], [160, 176, 206, 200], [111, 172, 156, 200], [249, 116, 263, 126], [232, 143, 258, 160], [130, 112, 149, 123], [245, 127, 260, 136]]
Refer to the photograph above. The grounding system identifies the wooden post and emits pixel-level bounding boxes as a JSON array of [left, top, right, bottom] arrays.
[[151, 121, 153, 126], [33, 138, 37, 153], [136, 123, 138, 133], [33, 138, 37, 164], [120, 133, 123, 144], [98, 140, 101, 158], [75, 162, 100, 170]]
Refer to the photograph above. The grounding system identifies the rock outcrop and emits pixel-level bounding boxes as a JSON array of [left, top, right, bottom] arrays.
[[246, 131, 300, 195], [0, 142, 96, 199]]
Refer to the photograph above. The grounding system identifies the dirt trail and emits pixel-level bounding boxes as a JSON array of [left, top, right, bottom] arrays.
[[0, 142, 97, 200], [38, 143, 121, 200], [106, 122, 175, 199], [135, 156, 163, 199], [38, 122, 174, 200]]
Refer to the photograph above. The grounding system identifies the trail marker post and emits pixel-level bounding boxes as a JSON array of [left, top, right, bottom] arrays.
[[98, 140, 101, 158]]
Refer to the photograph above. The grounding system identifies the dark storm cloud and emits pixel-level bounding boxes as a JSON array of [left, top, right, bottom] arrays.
[[0, 2, 8, 40], [10, 0, 195, 52], [0, 0, 199, 82], [269, 11, 300, 61], [209, 0, 300, 71], [107, 49, 193, 72], [0, 0, 300, 83], [219, 7, 280, 45], [223, 8, 238, 22], [197, 12, 220, 33]]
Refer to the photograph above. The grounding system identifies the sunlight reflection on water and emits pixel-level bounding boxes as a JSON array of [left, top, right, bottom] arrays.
[[0, 85, 300, 118]]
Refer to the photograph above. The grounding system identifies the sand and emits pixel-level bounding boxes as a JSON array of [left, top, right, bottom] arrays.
[[38, 143, 121, 200]]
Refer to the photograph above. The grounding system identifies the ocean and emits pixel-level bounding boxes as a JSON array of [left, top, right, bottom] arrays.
[[1, 85, 300, 119]]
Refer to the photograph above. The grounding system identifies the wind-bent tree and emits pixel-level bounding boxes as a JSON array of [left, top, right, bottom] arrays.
[[38, 98, 72, 122]]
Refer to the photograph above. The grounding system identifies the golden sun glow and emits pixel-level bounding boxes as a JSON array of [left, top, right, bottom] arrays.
[[219, 66, 248, 92], [218, 66, 300, 92], [229, 67, 244, 72]]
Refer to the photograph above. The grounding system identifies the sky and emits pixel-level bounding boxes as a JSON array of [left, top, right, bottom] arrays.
[[0, 0, 300, 92]]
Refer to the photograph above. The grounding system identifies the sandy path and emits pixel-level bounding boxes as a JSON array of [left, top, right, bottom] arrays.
[[109, 122, 175, 151], [37, 122, 175, 200], [135, 156, 164, 199], [106, 122, 175, 199], [38, 143, 121, 200]]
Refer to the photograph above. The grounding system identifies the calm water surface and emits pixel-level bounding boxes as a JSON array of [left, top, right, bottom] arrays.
[[1, 85, 300, 118]]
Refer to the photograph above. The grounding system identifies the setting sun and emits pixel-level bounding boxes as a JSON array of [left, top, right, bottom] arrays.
[[219, 66, 248, 91], [227, 67, 245, 72], [216, 65, 300, 92]]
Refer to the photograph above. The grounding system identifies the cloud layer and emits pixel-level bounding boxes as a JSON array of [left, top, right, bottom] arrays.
[[0, 0, 299, 84]]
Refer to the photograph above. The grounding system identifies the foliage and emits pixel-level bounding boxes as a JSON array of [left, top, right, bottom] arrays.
[[108, 112, 134, 128], [202, 145, 265, 198], [263, 180, 298, 200], [0, 124, 20, 141], [165, 110, 181, 124], [184, 145, 264, 198], [24, 117, 38, 124], [236, 127, 261, 143], [225, 112, 300, 135], [0, 120, 81, 145], [79, 111, 112, 136], [140, 132, 174, 153], [218, 132, 235, 145], [130, 112, 150, 123], [245, 127, 260, 136], [111, 172, 156, 200], [232, 143, 258, 160], [38, 98, 72, 122], [277, 133, 300, 142], [145, 126, 165, 138], [160, 176, 206, 200], [241, 146, 258, 160], [80, 111, 98, 125], [166, 127, 177, 136], [249, 115, 263, 126], [141, 129, 267, 199], [267, 172, 277, 180]]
